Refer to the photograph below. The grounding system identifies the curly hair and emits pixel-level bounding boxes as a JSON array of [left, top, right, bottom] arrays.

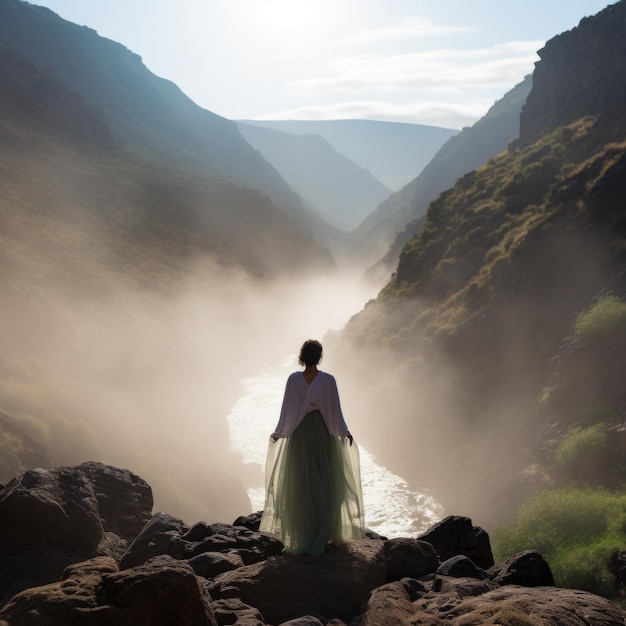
[[298, 339, 323, 367]]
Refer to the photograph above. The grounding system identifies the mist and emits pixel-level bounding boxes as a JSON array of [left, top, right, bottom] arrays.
[[0, 258, 382, 524], [327, 227, 614, 531]]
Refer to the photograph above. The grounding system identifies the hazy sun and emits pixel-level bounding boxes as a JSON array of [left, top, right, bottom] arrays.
[[252, 0, 326, 35]]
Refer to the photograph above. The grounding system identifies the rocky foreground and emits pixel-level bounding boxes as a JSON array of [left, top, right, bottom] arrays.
[[0, 462, 624, 625]]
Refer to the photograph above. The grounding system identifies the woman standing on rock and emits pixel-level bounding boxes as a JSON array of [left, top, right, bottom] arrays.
[[260, 339, 365, 556]]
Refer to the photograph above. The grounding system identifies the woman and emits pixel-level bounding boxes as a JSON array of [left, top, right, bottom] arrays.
[[260, 339, 365, 556]]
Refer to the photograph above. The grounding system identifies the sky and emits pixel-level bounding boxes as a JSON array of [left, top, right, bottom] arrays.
[[31, 0, 613, 130]]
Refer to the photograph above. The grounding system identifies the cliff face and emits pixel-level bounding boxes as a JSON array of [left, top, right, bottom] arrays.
[[520, 2, 626, 145], [334, 1, 626, 518]]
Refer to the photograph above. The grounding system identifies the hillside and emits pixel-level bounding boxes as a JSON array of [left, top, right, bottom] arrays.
[[0, 47, 341, 521], [332, 1, 626, 524], [237, 122, 392, 231], [0, 4, 339, 523], [0, 0, 341, 255], [354, 76, 532, 268], [239, 119, 458, 191]]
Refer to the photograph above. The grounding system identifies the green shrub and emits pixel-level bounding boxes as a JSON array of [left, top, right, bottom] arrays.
[[556, 423, 606, 468], [493, 487, 626, 597], [574, 294, 626, 339]]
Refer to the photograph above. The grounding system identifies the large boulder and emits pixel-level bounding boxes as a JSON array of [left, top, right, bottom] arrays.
[[208, 539, 387, 625], [383, 538, 439, 581], [489, 549, 555, 587], [433, 585, 626, 625], [0, 462, 152, 607], [417, 515, 494, 569], [355, 580, 626, 625], [0, 462, 152, 552], [0, 555, 215, 626]]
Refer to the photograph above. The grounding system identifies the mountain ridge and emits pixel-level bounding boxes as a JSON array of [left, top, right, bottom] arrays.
[[237, 121, 392, 231], [238, 118, 459, 190]]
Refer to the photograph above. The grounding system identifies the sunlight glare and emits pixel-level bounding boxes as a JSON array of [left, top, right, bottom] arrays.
[[252, 0, 326, 36]]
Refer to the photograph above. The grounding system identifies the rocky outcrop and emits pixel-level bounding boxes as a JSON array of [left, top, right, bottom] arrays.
[[519, 2, 626, 145], [0, 463, 624, 625], [0, 461, 152, 606]]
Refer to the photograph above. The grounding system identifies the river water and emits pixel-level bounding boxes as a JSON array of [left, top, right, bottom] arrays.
[[226, 356, 443, 539]]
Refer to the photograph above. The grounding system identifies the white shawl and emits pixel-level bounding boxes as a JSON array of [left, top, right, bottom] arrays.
[[271, 371, 349, 440]]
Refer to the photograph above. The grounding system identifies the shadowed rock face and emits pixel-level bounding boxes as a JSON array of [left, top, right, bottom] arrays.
[[519, 2, 626, 146], [0, 461, 152, 606], [0, 463, 625, 625]]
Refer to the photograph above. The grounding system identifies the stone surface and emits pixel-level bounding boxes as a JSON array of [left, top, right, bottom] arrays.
[[0, 555, 216, 626], [489, 549, 555, 587], [120, 513, 282, 570], [384, 538, 439, 581], [208, 539, 387, 625], [356, 582, 626, 625], [0, 463, 624, 625], [436, 554, 488, 580], [435, 585, 626, 625], [418, 515, 494, 569], [188, 551, 245, 579], [0, 462, 153, 607]]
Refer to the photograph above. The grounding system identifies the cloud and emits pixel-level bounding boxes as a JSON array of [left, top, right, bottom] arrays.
[[285, 41, 542, 97], [338, 16, 471, 45], [254, 99, 490, 129]]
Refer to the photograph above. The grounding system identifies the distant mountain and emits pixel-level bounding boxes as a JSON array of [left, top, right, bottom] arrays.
[[237, 122, 392, 231], [332, 2, 626, 522], [0, 0, 341, 256], [354, 76, 532, 268], [238, 119, 459, 191]]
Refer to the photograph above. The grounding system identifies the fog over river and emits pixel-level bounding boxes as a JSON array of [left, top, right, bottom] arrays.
[[225, 291, 444, 538]]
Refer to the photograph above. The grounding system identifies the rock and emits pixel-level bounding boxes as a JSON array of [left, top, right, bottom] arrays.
[[417, 515, 494, 569], [519, 2, 626, 146], [356, 581, 626, 625], [355, 579, 429, 626], [208, 539, 387, 625], [383, 538, 439, 581], [120, 513, 282, 570], [0, 462, 152, 608], [436, 554, 488, 580], [76, 462, 153, 541], [0, 466, 103, 552], [489, 549, 555, 587], [434, 585, 626, 625], [431, 575, 497, 598], [0, 555, 216, 626], [188, 551, 244, 579], [0, 461, 622, 625], [0, 462, 151, 553], [233, 512, 263, 531], [279, 617, 324, 626], [212, 598, 266, 626]]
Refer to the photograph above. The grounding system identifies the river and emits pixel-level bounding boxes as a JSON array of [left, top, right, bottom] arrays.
[[226, 355, 443, 539]]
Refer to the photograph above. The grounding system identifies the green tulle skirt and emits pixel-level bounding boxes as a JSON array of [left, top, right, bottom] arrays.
[[260, 410, 365, 556]]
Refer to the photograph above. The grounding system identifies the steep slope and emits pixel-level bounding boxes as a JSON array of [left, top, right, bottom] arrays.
[[239, 119, 458, 190], [0, 51, 332, 279], [237, 122, 392, 231], [0, 47, 336, 523], [332, 1, 626, 520], [355, 76, 532, 267], [0, 0, 339, 252]]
